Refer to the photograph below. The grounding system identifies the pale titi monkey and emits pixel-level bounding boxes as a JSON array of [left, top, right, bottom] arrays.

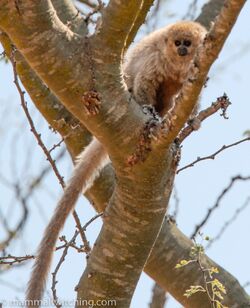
[[26, 21, 206, 303], [123, 21, 207, 116]]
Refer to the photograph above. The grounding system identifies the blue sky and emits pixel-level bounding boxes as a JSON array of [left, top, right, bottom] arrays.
[[0, 1, 250, 307]]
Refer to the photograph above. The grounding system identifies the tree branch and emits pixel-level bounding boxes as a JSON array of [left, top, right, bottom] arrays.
[[196, 0, 225, 29], [76, 147, 177, 306], [145, 218, 250, 307], [94, 0, 154, 54], [191, 175, 250, 238], [0, 30, 91, 158], [149, 283, 167, 308], [51, 0, 87, 35], [177, 137, 250, 174], [0, 0, 97, 134], [0, 0, 151, 161], [0, 0, 249, 307], [155, 0, 247, 149], [176, 94, 231, 144]]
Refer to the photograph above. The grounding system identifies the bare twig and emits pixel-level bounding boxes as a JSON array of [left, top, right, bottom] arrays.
[[51, 212, 103, 305], [56, 236, 84, 253], [84, 0, 103, 22], [72, 211, 91, 254], [196, 247, 214, 305], [10, 49, 91, 303], [56, 212, 103, 253], [48, 138, 65, 154], [0, 148, 66, 251], [51, 210, 101, 306], [191, 175, 250, 238], [177, 137, 250, 174], [28, 148, 66, 192], [206, 196, 250, 249], [82, 212, 103, 230], [0, 254, 35, 266], [10, 50, 65, 189], [176, 94, 231, 145], [51, 231, 82, 307], [195, 244, 218, 307], [0, 181, 28, 251]]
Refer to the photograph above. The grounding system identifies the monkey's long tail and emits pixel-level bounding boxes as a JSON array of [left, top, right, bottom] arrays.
[[26, 139, 109, 305]]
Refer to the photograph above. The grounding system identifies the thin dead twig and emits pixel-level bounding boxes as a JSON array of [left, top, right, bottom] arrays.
[[10, 49, 89, 304], [177, 137, 250, 174], [206, 196, 250, 249], [191, 175, 250, 238], [177, 94, 231, 145], [51, 212, 103, 306], [0, 254, 35, 266]]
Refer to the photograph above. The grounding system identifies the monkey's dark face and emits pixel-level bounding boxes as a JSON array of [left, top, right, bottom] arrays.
[[168, 34, 198, 60], [162, 21, 206, 80], [165, 31, 203, 71], [174, 39, 192, 57], [165, 23, 206, 63]]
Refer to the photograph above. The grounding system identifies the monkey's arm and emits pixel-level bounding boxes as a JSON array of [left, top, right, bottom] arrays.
[[133, 70, 160, 106], [123, 42, 163, 107], [26, 139, 109, 303]]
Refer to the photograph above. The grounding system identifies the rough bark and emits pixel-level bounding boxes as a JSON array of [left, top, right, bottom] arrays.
[[0, 0, 249, 307]]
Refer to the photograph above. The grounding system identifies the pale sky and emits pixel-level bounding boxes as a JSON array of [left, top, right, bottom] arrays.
[[0, 1, 250, 307]]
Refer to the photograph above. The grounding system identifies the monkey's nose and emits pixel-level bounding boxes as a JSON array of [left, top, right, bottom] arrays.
[[178, 47, 188, 56]]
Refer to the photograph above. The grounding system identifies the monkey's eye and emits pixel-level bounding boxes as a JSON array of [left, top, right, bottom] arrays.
[[184, 40, 191, 47], [174, 40, 181, 47]]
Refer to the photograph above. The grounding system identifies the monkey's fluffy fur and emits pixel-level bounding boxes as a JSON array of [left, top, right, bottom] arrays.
[[123, 21, 206, 115], [26, 21, 206, 304]]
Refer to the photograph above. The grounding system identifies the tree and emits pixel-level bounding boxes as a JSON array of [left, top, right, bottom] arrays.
[[0, 0, 249, 307]]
